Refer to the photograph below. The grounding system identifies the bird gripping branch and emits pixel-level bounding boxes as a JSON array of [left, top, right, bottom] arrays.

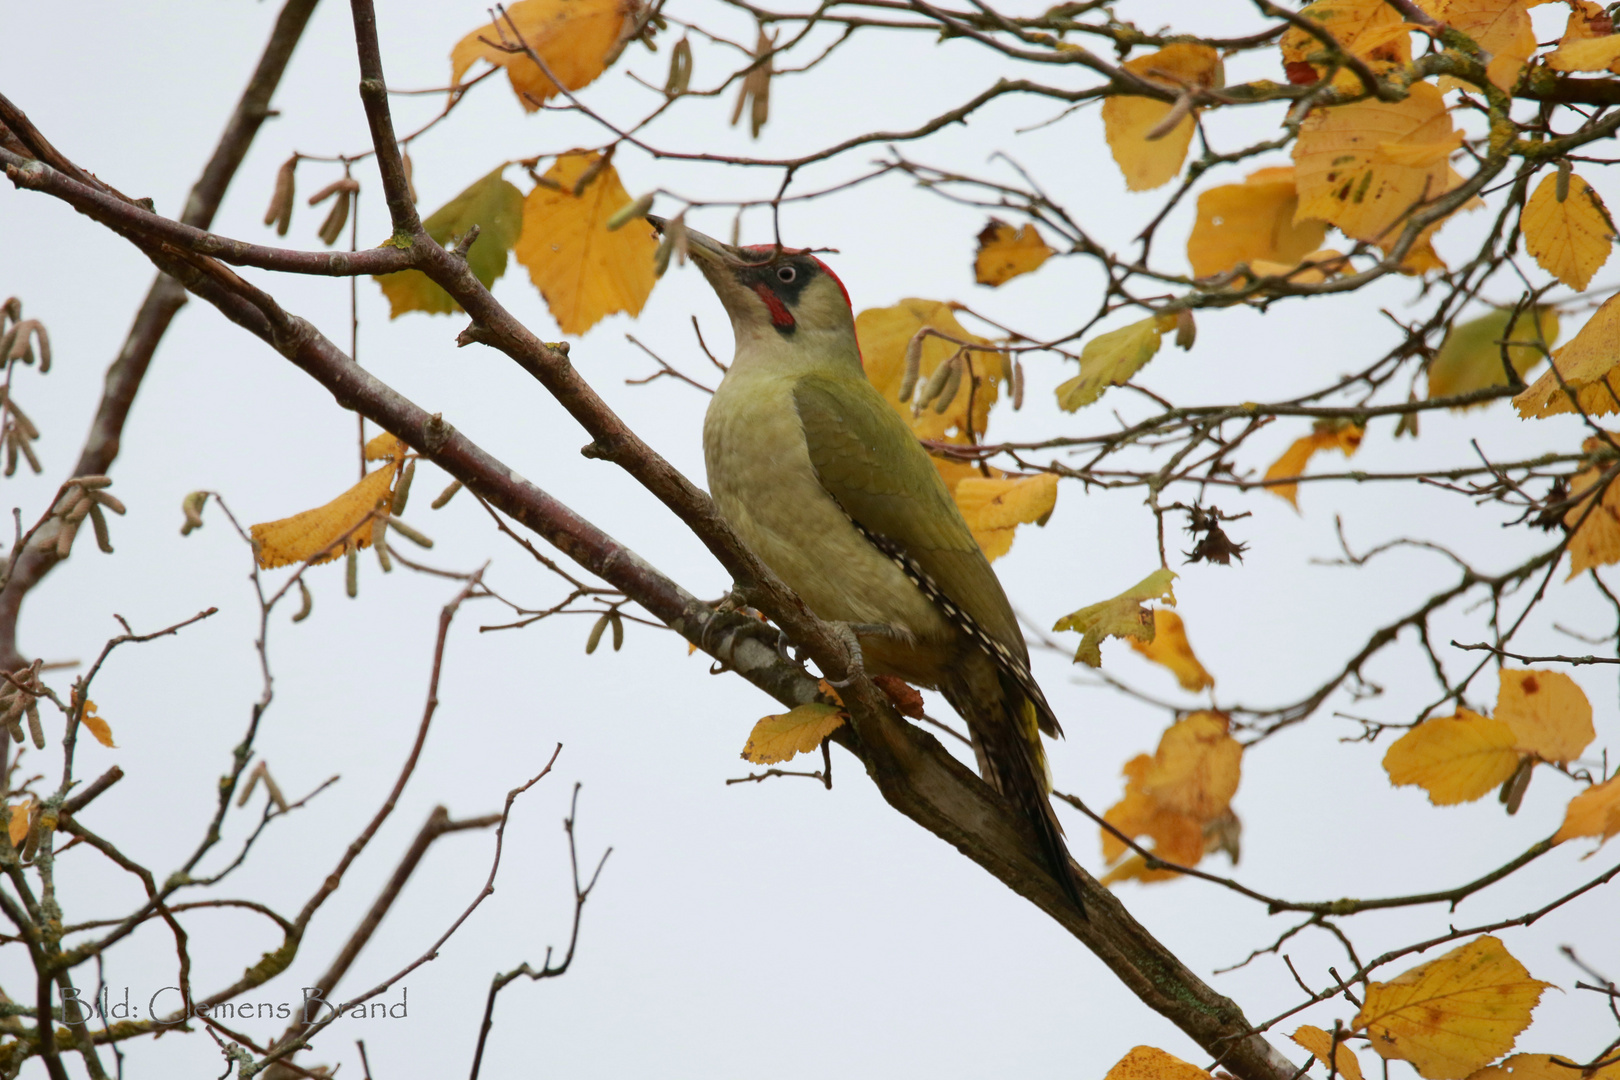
[[661, 214, 1084, 912]]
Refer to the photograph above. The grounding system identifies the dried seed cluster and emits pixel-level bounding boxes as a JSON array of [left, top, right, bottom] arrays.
[[51, 476, 124, 559]]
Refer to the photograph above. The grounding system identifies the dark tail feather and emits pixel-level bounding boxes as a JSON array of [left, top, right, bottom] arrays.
[[959, 673, 1086, 917]]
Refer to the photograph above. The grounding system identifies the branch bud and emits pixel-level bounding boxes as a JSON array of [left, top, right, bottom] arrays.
[[586, 613, 610, 654], [265, 155, 298, 236], [392, 460, 415, 516], [898, 329, 927, 404], [430, 480, 463, 510], [607, 192, 656, 232], [665, 37, 693, 96], [292, 577, 313, 623]]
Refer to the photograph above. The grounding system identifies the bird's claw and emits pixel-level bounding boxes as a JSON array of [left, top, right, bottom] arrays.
[[825, 623, 867, 687], [776, 629, 807, 669]]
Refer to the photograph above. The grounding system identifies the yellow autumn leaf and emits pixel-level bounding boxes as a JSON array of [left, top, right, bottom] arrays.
[[740, 702, 846, 764], [1102, 45, 1224, 192], [1383, 709, 1521, 805], [1474, 1055, 1620, 1080], [450, 0, 633, 112], [1103, 1047, 1214, 1080], [1426, 308, 1560, 403], [1293, 83, 1467, 246], [1187, 166, 1328, 278], [953, 472, 1057, 561], [1128, 609, 1215, 692], [1564, 435, 1620, 577], [1292, 1025, 1367, 1080], [1249, 247, 1349, 283], [1280, 0, 1413, 89], [1102, 756, 1207, 881], [854, 299, 1003, 447], [80, 700, 116, 748], [1055, 316, 1167, 411], [1141, 711, 1241, 819], [1375, 130, 1466, 169], [6, 799, 31, 847], [1546, 34, 1620, 70], [514, 153, 659, 335], [1263, 421, 1364, 508], [1513, 293, 1620, 418], [362, 431, 407, 461], [1494, 669, 1594, 764], [1354, 935, 1551, 1079], [1053, 568, 1177, 667], [974, 219, 1054, 286], [1552, 773, 1620, 848], [1558, 0, 1613, 45], [1390, 231, 1450, 275], [1420, 0, 1535, 91], [249, 459, 400, 569], [1520, 171, 1615, 291]]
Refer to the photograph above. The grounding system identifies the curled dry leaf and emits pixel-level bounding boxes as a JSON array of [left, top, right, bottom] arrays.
[[973, 218, 1054, 286], [871, 674, 925, 718], [1353, 935, 1550, 1080], [1054, 568, 1178, 667]]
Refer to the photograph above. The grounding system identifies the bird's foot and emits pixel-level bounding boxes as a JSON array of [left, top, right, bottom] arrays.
[[709, 587, 750, 614], [824, 622, 876, 687]]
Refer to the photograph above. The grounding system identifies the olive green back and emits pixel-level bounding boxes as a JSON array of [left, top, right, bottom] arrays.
[[790, 374, 1026, 661]]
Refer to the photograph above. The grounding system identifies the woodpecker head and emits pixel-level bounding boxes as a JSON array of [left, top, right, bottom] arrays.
[[650, 216, 858, 370]]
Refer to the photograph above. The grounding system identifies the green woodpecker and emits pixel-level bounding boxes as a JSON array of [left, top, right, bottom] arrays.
[[660, 216, 1081, 907]]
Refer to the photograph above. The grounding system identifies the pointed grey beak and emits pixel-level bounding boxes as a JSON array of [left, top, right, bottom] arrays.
[[646, 214, 750, 268]]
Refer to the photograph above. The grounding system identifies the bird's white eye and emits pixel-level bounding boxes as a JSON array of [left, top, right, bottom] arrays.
[[776, 265, 797, 283]]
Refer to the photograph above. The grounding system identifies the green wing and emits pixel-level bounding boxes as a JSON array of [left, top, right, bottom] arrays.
[[791, 373, 1024, 658]]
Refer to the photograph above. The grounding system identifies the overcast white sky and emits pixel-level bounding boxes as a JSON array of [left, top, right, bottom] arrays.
[[2, 1, 1617, 1077]]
